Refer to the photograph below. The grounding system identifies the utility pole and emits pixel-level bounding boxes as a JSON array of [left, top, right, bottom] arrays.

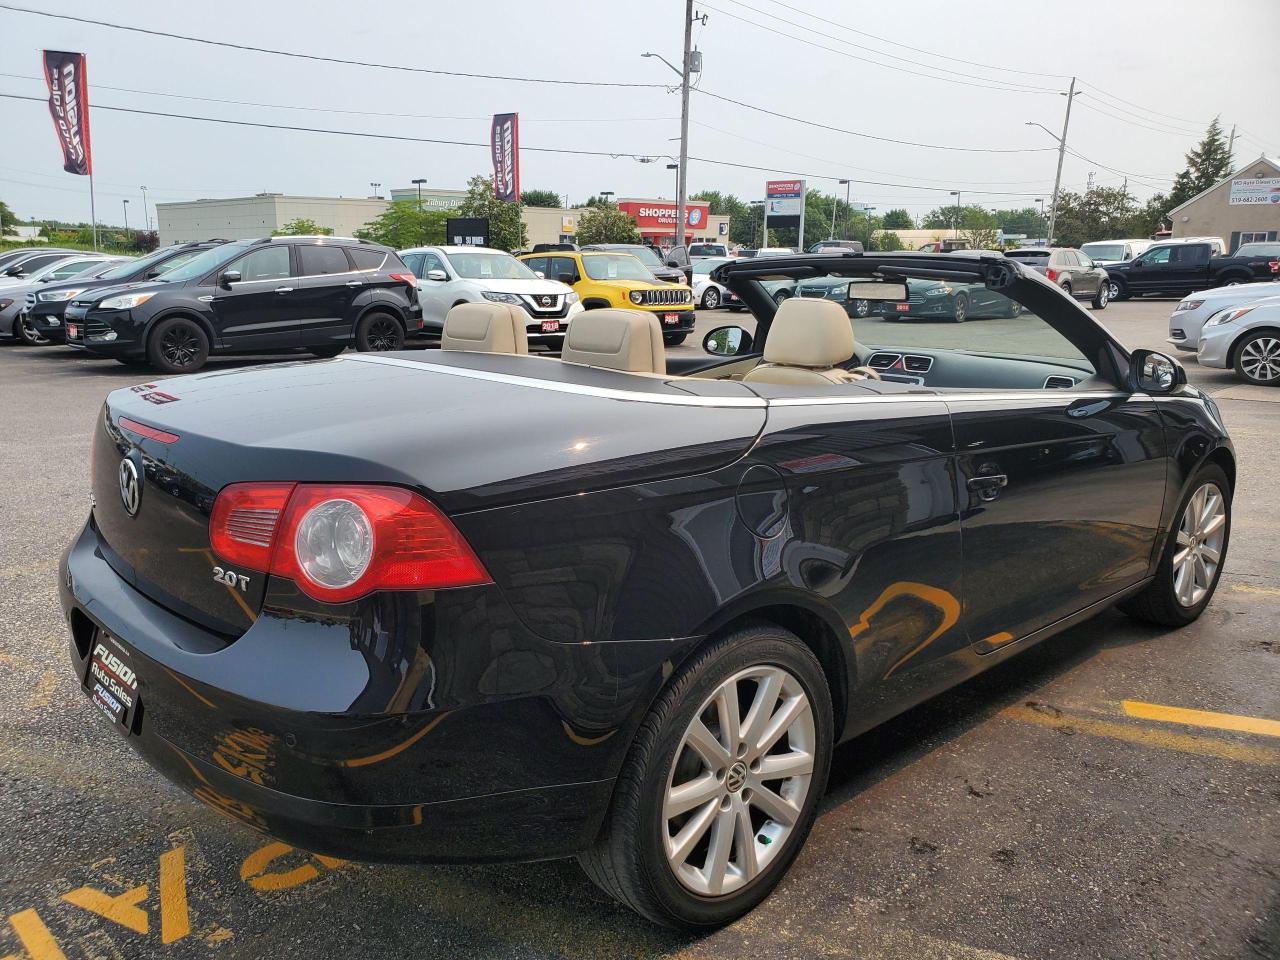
[[676, 0, 694, 252], [1047, 75, 1077, 247], [842, 179, 851, 240], [1227, 123, 1237, 162], [140, 186, 150, 232], [122, 199, 129, 245]]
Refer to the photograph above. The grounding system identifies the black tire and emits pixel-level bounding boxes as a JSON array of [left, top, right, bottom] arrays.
[[772, 290, 789, 307], [577, 623, 833, 929], [14, 314, 48, 346], [1108, 279, 1128, 301], [1119, 463, 1231, 627], [309, 345, 346, 358], [1090, 281, 1110, 310], [701, 288, 721, 310], [146, 317, 210, 374], [952, 292, 969, 323], [355, 312, 404, 352], [1231, 330, 1280, 386], [850, 299, 871, 319], [728, 306, 745, 313], [663, 332, 688, 346], [1002, 299, 1023, 319], [1059, 282, 1073, 300]]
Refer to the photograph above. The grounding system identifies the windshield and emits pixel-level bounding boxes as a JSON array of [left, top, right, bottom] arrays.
[[615, 246, 662, 266], [1006, 250, 1049, 261], [1082, 243, 1126, 261], [1236, 243, 1280, 257], [154, 244, 248, 283], [445, 251, 538, 280], [582, 254, 655, 282], [690, 244, 725, 256], [96, 246, 188, 281]]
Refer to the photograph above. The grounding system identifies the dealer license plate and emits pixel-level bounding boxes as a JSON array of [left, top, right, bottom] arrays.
[[662, 313, 680, 325], [894, 303, 910, 314], [86, 631, 139, 731], [67, 323, 80, 339], [541, 320, 560, 333]]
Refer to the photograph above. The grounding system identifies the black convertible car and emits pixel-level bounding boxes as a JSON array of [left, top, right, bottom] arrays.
[[60, 252, 1234, 929]]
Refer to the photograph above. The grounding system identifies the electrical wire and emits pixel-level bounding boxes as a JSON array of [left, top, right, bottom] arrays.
[[0, 3, 666, 89]]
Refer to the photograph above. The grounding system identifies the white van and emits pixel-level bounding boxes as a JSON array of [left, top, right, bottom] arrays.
[[1080, 239, 1154, 265]]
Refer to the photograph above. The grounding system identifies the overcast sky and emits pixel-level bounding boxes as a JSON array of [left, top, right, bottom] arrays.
[[3, 0, 1279, 227]]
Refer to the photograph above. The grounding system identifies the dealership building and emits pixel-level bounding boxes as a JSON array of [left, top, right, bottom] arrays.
[[158, 189, 730, 250], [1167, 155, 1280, 252]]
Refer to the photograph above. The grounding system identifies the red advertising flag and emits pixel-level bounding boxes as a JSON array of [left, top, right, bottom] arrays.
[[490, 113, 520, 203], [43, 50, 93, 176]]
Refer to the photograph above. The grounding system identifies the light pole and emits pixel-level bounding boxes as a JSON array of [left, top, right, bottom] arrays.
[[643, 4, 702, 252], [411, 178, 427, 210], [839, 179, 851, 239], [599, 191, 615, 205], [950, 191, 962, 238], [666, 163, 679, 202], [140, 186, 150, 232], [1026, 76, 1080, 245], [749, 200, 763, 247], [370, 182, 382, 199], [122, 199, 129, 246]]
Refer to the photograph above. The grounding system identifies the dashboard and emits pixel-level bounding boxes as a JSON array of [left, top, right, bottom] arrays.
[[853, 347, 1099, 391]]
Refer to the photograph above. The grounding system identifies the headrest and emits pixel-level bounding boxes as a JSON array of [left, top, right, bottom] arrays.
[[441, 302, 529, 354], [763, 298, 855, 368], [560, 309, 666, 375]]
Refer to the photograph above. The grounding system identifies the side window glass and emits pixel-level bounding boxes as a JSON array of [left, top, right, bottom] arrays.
[[524, 256, 546, 276], [401, 253, 424, 276], [422, 253, 446, 275], [349, 248, 387, 271], [298, 245, 351, 276], [1145, 247, 1171, 265], [231, 246, 292, 282], [50, 261, 96, 279], [549, 258, 579, 283]]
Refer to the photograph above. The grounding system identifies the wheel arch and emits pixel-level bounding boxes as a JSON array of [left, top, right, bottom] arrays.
[[581, 297, 612, 310], [1227, 325, 1280, 369], [1205, 444, 1236, 493], [144, 310, 216, 349], [355, 301, 407, 331]]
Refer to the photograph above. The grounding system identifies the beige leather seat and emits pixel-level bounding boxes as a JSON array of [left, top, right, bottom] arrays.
[[441, 302, 528, 354], [743, 298, 861, 386], [560, 309, 666, 375]]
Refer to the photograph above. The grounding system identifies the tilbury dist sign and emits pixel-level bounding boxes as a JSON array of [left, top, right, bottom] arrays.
[[618, 200, 711, 231]]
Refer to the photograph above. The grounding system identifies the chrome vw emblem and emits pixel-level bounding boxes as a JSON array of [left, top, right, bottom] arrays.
[[725, 761, 747, 794], [118, 458, 141, 517]]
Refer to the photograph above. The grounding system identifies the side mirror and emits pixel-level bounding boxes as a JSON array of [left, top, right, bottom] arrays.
[[556, 273, 576, 285], [535, 271, 546, 279], [1130, 349, 1186, 394], [219, 269, 241, 287], [144, 269, 163, 279], [425, 269, 448, 282], [703, 325, 754, 357], [5, 266, 24, 277]]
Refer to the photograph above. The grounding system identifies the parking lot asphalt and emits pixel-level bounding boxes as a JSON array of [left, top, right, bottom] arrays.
[[0, 298, 1276, 960]]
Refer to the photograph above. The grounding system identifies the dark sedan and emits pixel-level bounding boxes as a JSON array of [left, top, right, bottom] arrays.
[[61, 251, 1233, 929], [795, 275, 1020, 321]]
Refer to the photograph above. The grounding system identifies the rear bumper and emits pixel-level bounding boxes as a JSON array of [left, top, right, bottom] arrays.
[[58, 518, 674, 863]]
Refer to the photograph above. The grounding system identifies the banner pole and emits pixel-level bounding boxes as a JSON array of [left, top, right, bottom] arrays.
[[89, 169, 98, 251]]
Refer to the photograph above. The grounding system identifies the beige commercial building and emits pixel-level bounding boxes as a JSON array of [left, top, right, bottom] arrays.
[[157, 194, 390, 244], [1167, 155, 1280, 252]]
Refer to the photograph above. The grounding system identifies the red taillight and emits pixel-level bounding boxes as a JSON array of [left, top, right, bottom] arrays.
[[1046, 267, 1058, 282], [1269, 260, 1279, 274], [388, 272, 417, 286], [210, 482, 295, 572], [209, 483, 490, 603], [119, 416, 180, 444]]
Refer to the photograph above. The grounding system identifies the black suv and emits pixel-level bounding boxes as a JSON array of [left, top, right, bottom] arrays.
[[62, 237, 422, 373], [28, 241, 227, 343]]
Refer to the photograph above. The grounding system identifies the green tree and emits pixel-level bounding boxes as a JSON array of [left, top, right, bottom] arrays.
[[354, 200, 450, 248], [1048, 187, 1140, 247], [574, 203, 642, 245], [1167, 118, 1234, 211], [520, 189, 562, 208], [272, 217, 331, 236], [921, 203, 990, 230], [880, 208, 914, 229], [1127, 192, 1170, 238], [0, 200, 16, 234], [458, 175, 527, 251], [996, 206, 1048, 240], [873, 231, 904, 251]]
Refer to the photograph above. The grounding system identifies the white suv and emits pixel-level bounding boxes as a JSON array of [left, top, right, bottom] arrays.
[[400, 245, 583, 348]]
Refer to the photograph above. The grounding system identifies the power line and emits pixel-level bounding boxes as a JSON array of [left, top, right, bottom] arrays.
[[700, 1, 1058, 94], [0, 3, 666, 89], [0, 72, 676, 124], [713, 0, 1059, 92], [1074, 98, 1204, 139], [694, 89, 1054, 153], [751, 0, 1071, 79], [0, 92, 1052, 198], [1076, 80, 1213, 128]]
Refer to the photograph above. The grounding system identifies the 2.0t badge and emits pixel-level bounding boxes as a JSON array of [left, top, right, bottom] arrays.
[[118, 458, 141, 516]]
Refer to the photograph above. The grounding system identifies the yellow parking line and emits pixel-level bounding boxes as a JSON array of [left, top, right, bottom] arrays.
[[1003, 704, 1280, 766], [1121, 700, 1280, 739], [1228, 583, 1280, 598]]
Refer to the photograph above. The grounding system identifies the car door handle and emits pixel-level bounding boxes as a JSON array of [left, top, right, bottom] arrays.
[[344, 280, 363, 287], [967, 474, 1008, 502], [274, 286, 294, 293]]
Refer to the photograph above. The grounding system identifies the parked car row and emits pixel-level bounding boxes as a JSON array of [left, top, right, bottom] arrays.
[[1164, 277, 1280, 385], [6, 237, 423, 372]]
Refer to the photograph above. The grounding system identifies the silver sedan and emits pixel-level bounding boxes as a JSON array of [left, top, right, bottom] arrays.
[[1167, 281, 1280, 351], [1197, 295, 1280, 385]]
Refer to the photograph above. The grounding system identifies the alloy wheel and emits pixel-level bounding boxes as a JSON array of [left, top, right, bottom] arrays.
[[1173, 482, 1227, 608], [1097, 284, 1109, 307], [703, 288, 720, 310], [1238, 336, 1280, 383], [953, 295, 968, 322], [16, 315, 48, 345], [663, 665, 815, 897], [367, 317, 400, 351], [1109, 281, 1122, 300], [161, 326, 200, 367]]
